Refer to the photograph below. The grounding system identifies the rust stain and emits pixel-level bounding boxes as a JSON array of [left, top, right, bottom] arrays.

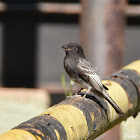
[[104, 82, 112, 86], [71, 126, 74, 132], [128, 103, 133, 109]]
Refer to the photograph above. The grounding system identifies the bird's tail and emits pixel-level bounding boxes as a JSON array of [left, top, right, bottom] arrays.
[[102, 89, 125, 117]]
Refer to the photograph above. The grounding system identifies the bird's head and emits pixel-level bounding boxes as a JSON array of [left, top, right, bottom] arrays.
[[62, 43, 85, 58]]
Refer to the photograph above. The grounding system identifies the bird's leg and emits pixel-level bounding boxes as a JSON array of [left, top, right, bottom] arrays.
[[82, 87, 91, 98]]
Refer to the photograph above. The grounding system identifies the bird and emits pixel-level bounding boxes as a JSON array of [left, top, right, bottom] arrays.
[[62, 42, 125, 117]]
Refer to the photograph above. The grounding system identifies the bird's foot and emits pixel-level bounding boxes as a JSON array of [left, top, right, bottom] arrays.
[[66, 96, 73, 99], [74, 94, 82, 98], [66, 94, 81, 99]]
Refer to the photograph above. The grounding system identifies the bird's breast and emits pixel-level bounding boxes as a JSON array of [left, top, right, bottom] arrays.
[[64, 58, 78, 78]]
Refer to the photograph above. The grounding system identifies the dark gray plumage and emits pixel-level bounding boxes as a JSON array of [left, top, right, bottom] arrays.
[[62, 42, 125, 117]]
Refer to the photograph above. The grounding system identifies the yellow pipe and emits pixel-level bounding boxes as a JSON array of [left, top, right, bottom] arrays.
[[0, 60, 140, 140], [0, 129, 39, 140], [123, 59, 140, 74], [42, 105, 88, 140]]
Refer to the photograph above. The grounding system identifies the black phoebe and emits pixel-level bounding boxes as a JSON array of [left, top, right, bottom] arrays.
[[62, 42, 125, 117]]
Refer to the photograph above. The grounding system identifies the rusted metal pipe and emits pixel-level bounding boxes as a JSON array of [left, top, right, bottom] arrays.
[[37, 3, 82, 14], [0, 2, 138, 17], [126, 5, 140, 16], [0, 60, 140, 140]]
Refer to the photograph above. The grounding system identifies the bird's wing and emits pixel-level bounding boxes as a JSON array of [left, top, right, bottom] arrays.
[[77, 59, 103, 92]]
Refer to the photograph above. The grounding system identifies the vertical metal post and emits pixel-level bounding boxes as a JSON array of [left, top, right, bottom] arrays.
[[80, 0, 126, 76], [80, 0, 126, 139]]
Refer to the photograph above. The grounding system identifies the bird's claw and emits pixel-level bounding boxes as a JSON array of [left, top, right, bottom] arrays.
[[74, 94, 82, 98], [66, 94, 81, 99]]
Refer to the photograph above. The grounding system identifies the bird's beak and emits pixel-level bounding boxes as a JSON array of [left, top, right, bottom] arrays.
[[61, 45, 68, 49]]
